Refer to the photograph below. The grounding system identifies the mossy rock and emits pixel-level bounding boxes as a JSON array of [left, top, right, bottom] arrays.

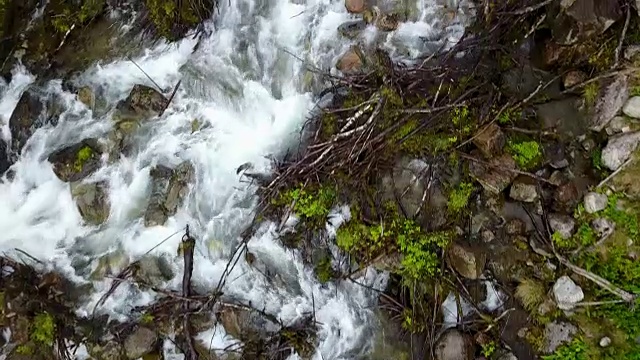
[[142, 0, 214, 41], [47, 138, 102, 182]]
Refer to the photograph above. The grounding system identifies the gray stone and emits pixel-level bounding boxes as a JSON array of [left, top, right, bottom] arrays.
[[599, 336, 611, 347], [470, 154, 518, 194], [70, 181, 110, 225], [509, 177, 538, 203], [591, 76, 629, 132], [606, 116, 638, 135], [496, 352, 518, 360], [447, 242, 486, 280], [623, 97, 640, 119], [536, 98, 586, 136], [553, 275, 584, 310], [549, 213, 575, 239], [8, 88, 45, 156], [505, 218, 526, 235], [551, 0, 622, 45], [625, 44, 640, 60], [144, 161, 194, 227], [116, 84, 168, 121], [584, 192, 608, 213], [91, 250, 129, 280], [472, 123, 505, 158], [601, 131, 640, 170], [435, 329, 473, 360], [124, 327, 157, 359], [337, 20, 367, 39], [543, 321, 577, 353], [135, 255, 175, 287], [381, 158, 429, 218], [592, 217, 615, 237]]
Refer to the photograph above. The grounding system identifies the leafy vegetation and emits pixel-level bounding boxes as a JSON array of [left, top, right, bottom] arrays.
[[507, 140, 541, 170], [314, 255, 335, 284], [73, 145, 94, 172], [273, 184, 336, 229], [515, 278, 546, 312], [448, 182, 474, 213], [541, 338, 587, 360], [481, 341, 497, 358], [31, 312, 55, 345], [582, 82, 599, 107]]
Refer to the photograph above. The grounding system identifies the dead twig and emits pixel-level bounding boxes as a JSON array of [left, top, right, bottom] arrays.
[[613, 3, 632, 69]]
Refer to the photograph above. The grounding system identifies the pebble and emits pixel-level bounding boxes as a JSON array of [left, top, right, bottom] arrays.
[[599, 336, 611, 347], [552, 275, 584, 310], [584, 192, 608, 214]]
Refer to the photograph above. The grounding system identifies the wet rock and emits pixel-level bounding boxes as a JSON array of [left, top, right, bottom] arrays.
[[337, 20, 367, 39], [144, 162, 195, 227], [584, 192, 607, 213], [8, 88, 45, 155], [381, 158, 429, 219], [591, 75, 629, 132], [70, 181, 110, 225], [545, 142, 569, 169], [345, 0, 366, 13], [470, 154, 518, 194], [472, 123, 505, 158], [536, 98, 586, 136], [623, 97, 640, 119], [47, 139, 102, 182], [509, 177, 538, 203], [548, 214, 575, 239], [87, 340, 123, 360], [601, 131, 640, 170], [135, 255, 175, 287], [481, 229, 495, 243], [336, 46, 365, 73], [550, 0, 622, 45], [599, 336, 611, 347], [592, 217, 614, 237], [364, 7, 399, 31], [217, 305, 279, 339], [124, 327, 158, 359], [435, 329, 473, 360], [447, 242, 486, 280], [543, 321, 577, 353], [505, 218, 526, 236], [562, 70, 586, 89], [77, 86, 96, 110], [91, 250, 129, 280], [0, 140, 9, 175], [553, 275, 584, 310], [549, 170, 568, 186], [116, 84, 168, 121]]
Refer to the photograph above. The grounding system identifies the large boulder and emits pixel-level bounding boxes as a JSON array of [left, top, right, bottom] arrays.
[[8, 88, 45, 155], [70, 181, 110, 225], [47, 139, 102, 182], [144, 162, 195, 227]]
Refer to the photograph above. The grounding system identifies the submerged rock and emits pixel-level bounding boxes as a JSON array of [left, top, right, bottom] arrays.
[[447, 242, 486, 280], [91, 250, 129, 280], [144, 162, 195, 227], [217, 304, 279, 339], [601, 131, 640, 170], [71, 181, 111, 225], [48, 139, 102, 182], [338, 20, 368, 39], [552, 275, 584, 310], [435, 329, 473, 360], [135, 255, 175, 287], [124, 327, 158, 359], [364, 7, 400, 31], [8, 88, 45, 155], [470, 154, 518, 194], [77, 86, 96, 110]]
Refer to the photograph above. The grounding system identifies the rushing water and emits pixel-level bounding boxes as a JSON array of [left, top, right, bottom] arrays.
[[0, 0, 470, 358]]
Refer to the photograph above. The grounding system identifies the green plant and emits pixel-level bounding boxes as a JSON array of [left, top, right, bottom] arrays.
[[583, 82, 599, 107], [140, 313, 154, 324], [397, 227, 452, 280], [275, 185, 336, 229], [314, 255, 334, 284], [481, 341, 497, 358], [15, 344, 33, 355], [31, 312, 55, 345], [498, 107, 521, 125], [542, 338, 588, 360], [448, 182, 474, 212], [73, 146, 93, 172], [515, 278, 546, 312], [507, 140, 541, 170], [552, 231, 573, 249]]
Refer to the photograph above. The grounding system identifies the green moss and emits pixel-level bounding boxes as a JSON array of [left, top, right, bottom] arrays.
[[498, 107, 521, 125], [583, 82, 599, 107], [140, 313, 154, 325], [273, 184, 336, 229], [314, 255, 334, 284], [481, 341, 497, 358], [31, 312, 55, 346], [507, 140, 541, 170], [144, 0, 207, 40], [15, 344, 34, 355], [73, 145, 94, 172], [447, 182, 473, 213], [515, 278, 546, 312]]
